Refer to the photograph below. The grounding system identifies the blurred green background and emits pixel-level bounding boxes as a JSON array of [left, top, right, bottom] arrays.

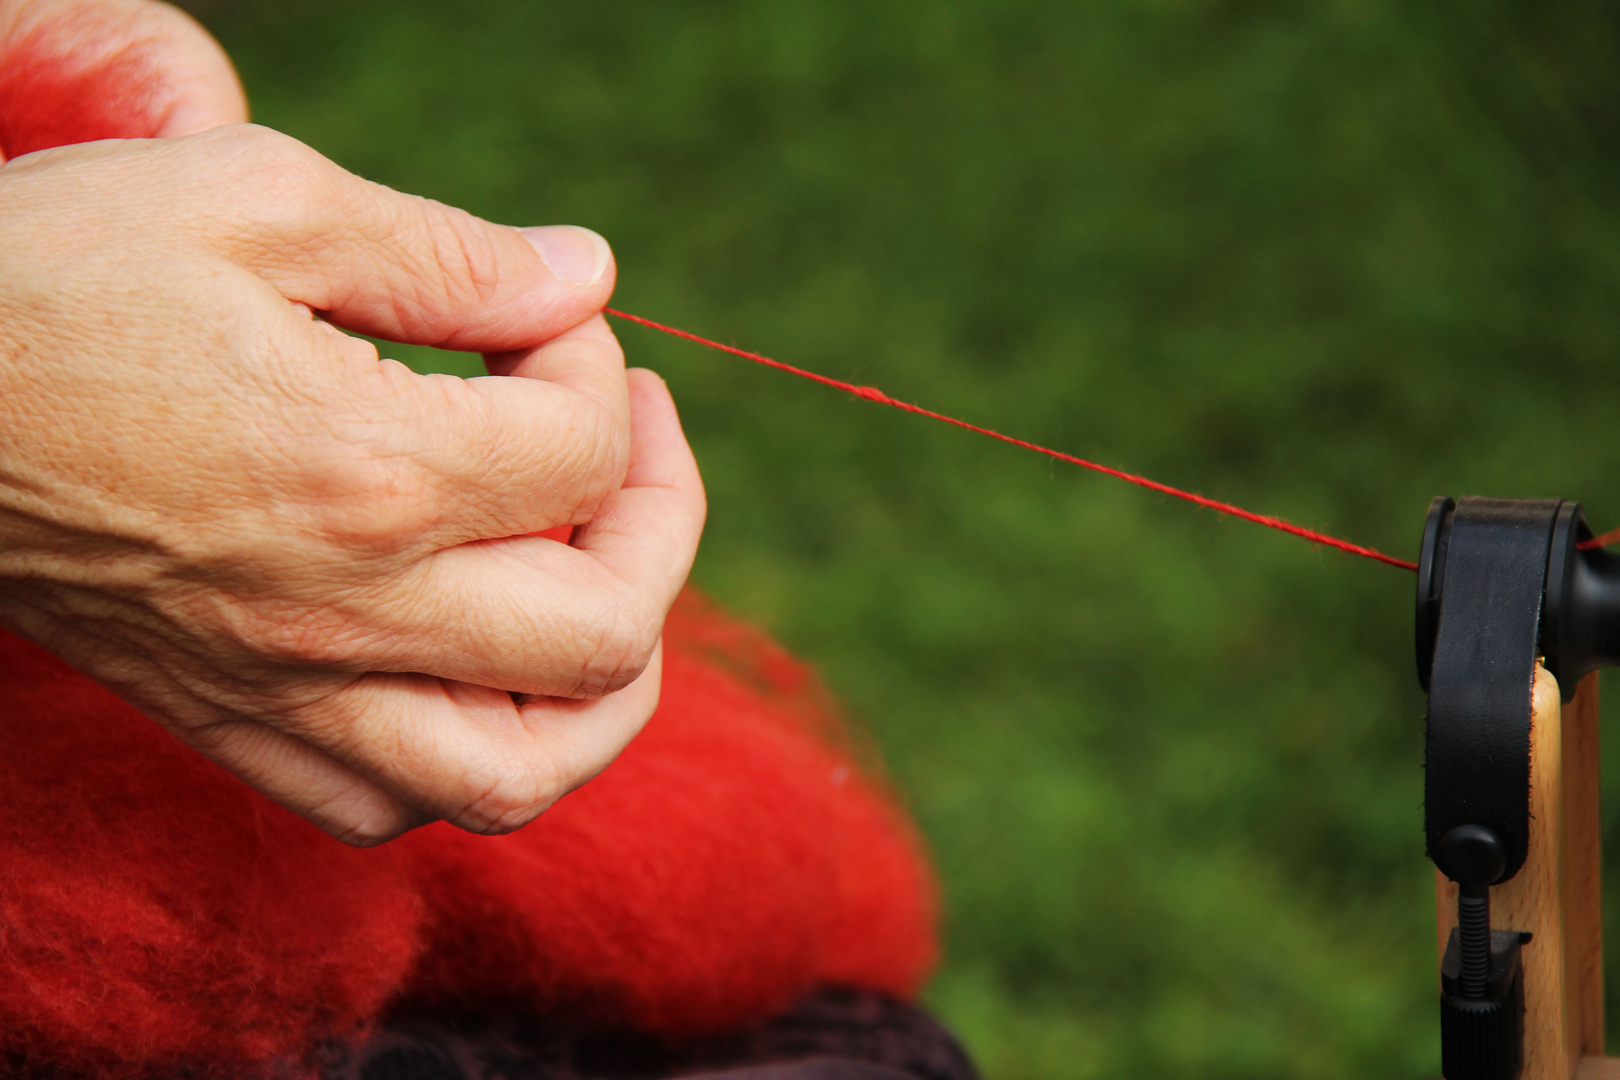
[[178, 1, 1620, 1076]]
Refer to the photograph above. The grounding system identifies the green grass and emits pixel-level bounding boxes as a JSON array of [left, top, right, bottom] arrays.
[[181, 1, 1620, 1075]]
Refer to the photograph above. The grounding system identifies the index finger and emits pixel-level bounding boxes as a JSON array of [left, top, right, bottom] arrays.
[[482, 312, 627, 433], [314, 367, 705, 698]]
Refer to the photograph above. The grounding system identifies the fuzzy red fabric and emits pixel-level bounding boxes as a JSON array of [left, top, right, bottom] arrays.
[[0, 10, 166, 159], [0, 593, 937, 1078], [0, 625, 425, 1076]]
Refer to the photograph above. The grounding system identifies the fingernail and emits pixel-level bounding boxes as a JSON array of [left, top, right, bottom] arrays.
[[521, 225, 611, 286]]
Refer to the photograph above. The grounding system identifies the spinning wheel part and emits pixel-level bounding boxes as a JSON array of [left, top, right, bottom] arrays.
[[1417, 497, 1620, 1079]]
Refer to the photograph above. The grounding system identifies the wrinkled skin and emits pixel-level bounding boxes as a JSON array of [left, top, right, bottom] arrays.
[[0, 0, 707, 846]]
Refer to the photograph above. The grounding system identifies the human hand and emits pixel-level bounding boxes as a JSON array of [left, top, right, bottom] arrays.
[[0, 124, 706, 845]]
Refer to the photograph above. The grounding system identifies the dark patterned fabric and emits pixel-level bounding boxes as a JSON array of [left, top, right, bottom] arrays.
[[316, 988, 978, 1080]]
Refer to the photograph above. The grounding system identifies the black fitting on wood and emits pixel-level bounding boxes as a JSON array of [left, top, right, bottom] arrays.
[[1420, 497, 1620, 702], [1417, 494, 1620, 1078], [1418, 496, 1561, 886], [1542, 502, 1620, 701], [1439, 925, 1528, 1080], [1415, 496, 1582, 1080]]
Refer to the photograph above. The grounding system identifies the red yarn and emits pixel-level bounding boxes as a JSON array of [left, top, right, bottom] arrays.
[[0, 11, 166, 159], [1579, 526, 1620, 551], [605, 309, 1419, 572], [0, 591, 936, 1077]]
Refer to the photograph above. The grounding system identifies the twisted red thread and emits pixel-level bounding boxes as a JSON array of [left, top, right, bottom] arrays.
[[605, 309, 1418, 572], [1579, 527, 1620, 551]]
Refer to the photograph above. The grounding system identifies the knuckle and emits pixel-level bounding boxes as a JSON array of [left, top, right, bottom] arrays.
[[420, 201, 505, 308], [553, 397, 631, 520], [575, 595, 660, 697], [292, 443, 451, 552], [199, 125, 346, 237], [213, 125, 324, 190], [451, 762, 562, 835], [319, 805, 414, 848], [229, 602, 373, 668], [333, 196, 507, 335]]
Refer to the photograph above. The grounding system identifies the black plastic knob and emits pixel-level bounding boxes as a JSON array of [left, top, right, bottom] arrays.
[[1436, 825, 1508, 890]]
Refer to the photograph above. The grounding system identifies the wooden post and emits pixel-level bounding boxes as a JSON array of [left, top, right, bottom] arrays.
[[1436, 670, 1606, 1079], [1567, 674, 1605, 1070]]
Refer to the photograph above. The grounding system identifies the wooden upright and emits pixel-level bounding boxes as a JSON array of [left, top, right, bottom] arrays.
[[1436, 671, 1607, 1078]]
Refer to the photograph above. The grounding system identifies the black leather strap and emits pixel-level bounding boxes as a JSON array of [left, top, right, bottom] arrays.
[[1424, 497, 1562, 884]]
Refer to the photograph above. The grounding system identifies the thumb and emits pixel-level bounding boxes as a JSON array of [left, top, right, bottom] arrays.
[[193, 126, 615, 351], [0, 0, 246, 161]]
